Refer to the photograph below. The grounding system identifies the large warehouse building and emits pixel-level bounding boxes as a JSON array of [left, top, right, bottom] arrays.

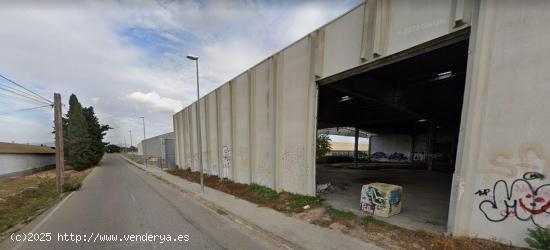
[[173, 0, 550, 246]]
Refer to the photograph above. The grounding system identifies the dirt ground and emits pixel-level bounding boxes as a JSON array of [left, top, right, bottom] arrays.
[[293, 207, 523, 250], [0, 168, 93, 239], [166, 168, 525, 250]]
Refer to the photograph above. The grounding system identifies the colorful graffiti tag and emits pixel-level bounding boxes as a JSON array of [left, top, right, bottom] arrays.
[[478, 172, 550, 228], [389, 190, 401, 205], [360, 183, 402, 217], [366, 187, 387, 210]]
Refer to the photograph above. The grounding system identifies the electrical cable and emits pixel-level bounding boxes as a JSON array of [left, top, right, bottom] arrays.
[[0, 104, 52, 116], [0, 74, 53, 104], [0, 86, 51, 105], [0, 84, 51, 105], [0, 91, 50, 106]]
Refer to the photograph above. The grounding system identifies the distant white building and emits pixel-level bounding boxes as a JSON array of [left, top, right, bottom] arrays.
[[327, 142, 369, 157], [137, 132, 176, 167], [0, 142, 55, 179]]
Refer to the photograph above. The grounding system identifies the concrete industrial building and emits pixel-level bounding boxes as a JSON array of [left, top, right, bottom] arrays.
[[326, 142, 369, 157], [137, 132, 176, 168], [173, 0, 550, 246], [0, 142, 55, 179]]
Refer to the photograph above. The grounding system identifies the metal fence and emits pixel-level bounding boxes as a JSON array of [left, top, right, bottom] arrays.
[[123, 153, 176, 169]]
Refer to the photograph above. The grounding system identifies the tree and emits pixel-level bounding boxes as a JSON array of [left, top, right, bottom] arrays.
[[105, 144, 121, 153], [83, 106, 111, 165], [316, 134, 332, 161], [66, 94, 93, 170]]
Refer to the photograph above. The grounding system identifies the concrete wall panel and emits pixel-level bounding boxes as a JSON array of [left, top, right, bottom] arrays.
[[180, 111, 187, 168], [199, 98, 208, 173], [279, 38, 312, 194], [449, 1, 550, 247], [322, 6, 365, 77], [231, 74, 251, 184], [251, 59, 275, 188], [370, 134, 412, 162], [206, 93, 219, 176], [183, 108, 192, 169], [385, 0, 453, 55], [218, 84, 233, 179], [173, 1, 472, 198], [173, 112, 181, 168], [190, 103, 199, 171]]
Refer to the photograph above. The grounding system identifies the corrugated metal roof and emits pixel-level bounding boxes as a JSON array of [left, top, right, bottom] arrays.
[[0, 142, 55, 154]]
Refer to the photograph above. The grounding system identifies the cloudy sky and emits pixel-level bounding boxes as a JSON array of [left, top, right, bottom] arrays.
[[0, 0, 361, 146]]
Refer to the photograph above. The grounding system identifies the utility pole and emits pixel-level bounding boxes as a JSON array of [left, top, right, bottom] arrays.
[[54, 93, 64, 194], [187, 54, 204, 193], [140, 116, 147, 168]]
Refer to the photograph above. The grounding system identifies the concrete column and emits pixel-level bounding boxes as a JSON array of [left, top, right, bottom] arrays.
[[410, 133, 416, 162], [426, 119, 436, 170], [354, 127, 359, 167]]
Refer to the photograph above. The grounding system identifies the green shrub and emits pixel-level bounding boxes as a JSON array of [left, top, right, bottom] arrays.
[[62, 178, 82, 192], [316, 134, 332, 161], [525, 227, 550, 250], [248, 184, 278, 202], [291, 194, 324, 208], [326, 206, 355, 220]]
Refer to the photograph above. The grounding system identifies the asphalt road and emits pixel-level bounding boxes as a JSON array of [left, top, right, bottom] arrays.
[[0, 155, 280, 250]]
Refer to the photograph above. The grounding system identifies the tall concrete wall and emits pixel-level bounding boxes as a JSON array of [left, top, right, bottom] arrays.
[[174, 0, 473, 195], [0, 154, 55, 179], [173, 0, 550, 246], [370, 134, 412, 161], [448, 0, 550, 247]]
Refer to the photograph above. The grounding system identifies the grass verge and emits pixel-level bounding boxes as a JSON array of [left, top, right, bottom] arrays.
[[0, 168, 93, 240], [166, 168, 323, 213]]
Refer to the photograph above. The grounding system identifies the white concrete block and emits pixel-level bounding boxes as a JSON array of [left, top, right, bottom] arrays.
[[360, 182, 402, 217]]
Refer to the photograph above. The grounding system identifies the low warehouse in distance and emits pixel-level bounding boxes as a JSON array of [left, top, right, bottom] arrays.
[[0, 142, 55, 179]]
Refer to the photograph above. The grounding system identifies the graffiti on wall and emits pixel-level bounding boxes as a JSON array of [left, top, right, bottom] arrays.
[[475, 189, 491, 196], [478, 144, 550, 228], [222, 146, 232, 178], [370, 152, 387, 160], [389, 152, 408, 161], [478, 172, 549, 228]]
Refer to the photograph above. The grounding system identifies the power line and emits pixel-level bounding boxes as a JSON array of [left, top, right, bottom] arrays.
[[0, 83, 52, 105], [0, 86, 52, 105], [0, 91, 51, 106], [0, 104, 52, 116], [0, 74, 53, 104]]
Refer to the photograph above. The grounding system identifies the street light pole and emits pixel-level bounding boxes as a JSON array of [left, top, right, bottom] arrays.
[[128, 130, 133, 148], [139, 116, 147, 168], [187, 54, 204, 193]]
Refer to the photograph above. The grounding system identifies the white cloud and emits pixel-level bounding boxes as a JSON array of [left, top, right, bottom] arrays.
[[0, 0, 361, 145], [126, 91, 183, 113]]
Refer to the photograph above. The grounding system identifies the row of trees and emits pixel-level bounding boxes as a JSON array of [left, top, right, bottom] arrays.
[[105, 144, 137, 153], [63, 94, 111, 170]]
